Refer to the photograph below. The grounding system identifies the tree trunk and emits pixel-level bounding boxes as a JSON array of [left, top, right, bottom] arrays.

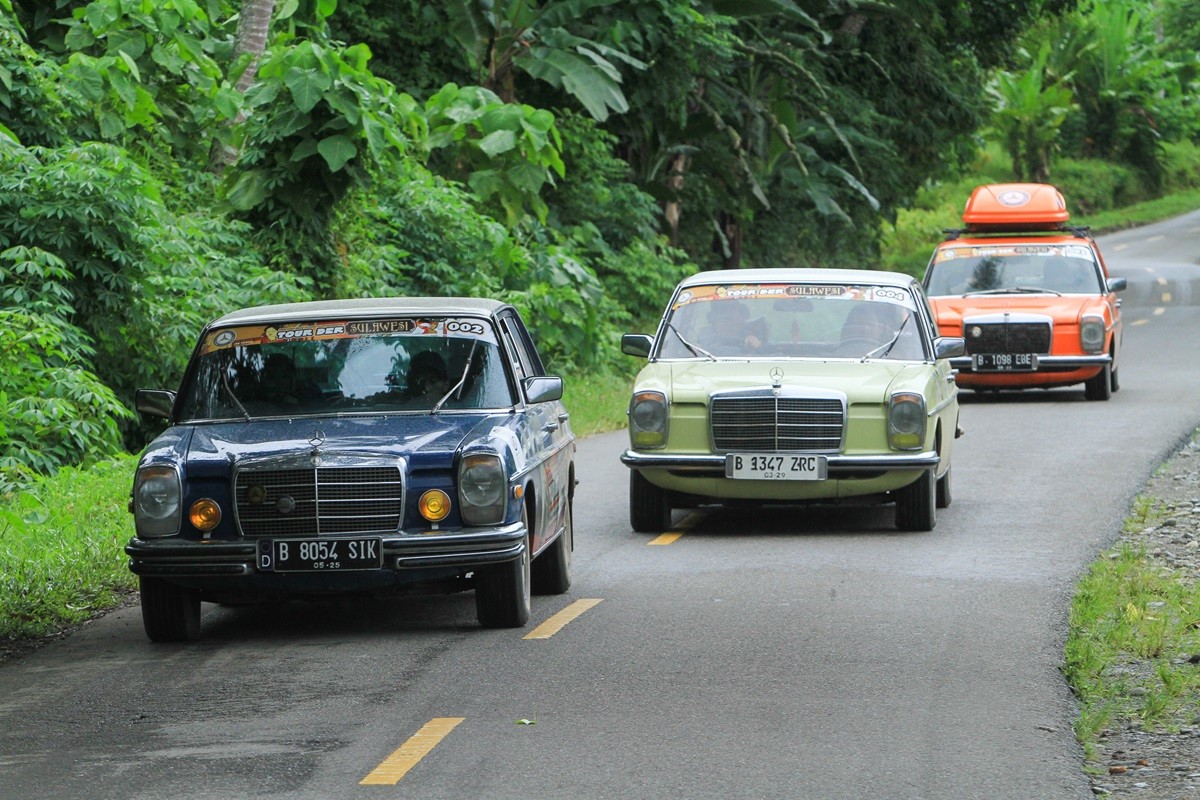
[[208, 0, 276, 174]]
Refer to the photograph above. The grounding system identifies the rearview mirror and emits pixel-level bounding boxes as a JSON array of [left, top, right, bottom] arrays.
[[621, 333, 654, 358], [135, 389, 176, 421], [1106, 276, 1127, 292], [523, 376, 563, 404], [933, 337, 966, 360]]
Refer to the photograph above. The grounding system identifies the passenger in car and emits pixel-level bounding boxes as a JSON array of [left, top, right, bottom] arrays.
[[705, 300, 764, 354], [403, 350, 454, 405]]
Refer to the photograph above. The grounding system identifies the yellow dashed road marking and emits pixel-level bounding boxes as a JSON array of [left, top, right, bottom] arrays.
[[360, 717, 464, 785], [523, 598, 603, 640], [1147, 234, 1166, 242], [1154, 307, 1166, 316], [648, 532, 682, 545], [1114, 243, 1129, 251], [1132, 319, 1149, 327]]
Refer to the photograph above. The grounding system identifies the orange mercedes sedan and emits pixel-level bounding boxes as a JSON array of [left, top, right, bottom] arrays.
[[921, 183, 1126, 401]]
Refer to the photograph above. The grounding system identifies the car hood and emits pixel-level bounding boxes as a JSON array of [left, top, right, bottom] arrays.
[[665, 360, 924, 404], [168, 414, 503, 478], [931, 294, 1100, 324]]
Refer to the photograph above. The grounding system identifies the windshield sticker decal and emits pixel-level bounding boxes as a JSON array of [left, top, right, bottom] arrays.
[[673, 283, 914, 310], [200, 318, 495, 355], [935, 244, 1095, 263]]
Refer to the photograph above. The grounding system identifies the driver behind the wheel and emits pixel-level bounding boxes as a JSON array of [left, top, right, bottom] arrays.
[[704, 299, 764, 355], [840, 301, 902, 348]]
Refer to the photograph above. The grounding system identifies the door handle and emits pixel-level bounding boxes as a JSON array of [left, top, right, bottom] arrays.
[[558, 412, 570, 422], [544, 422, 560, 432]]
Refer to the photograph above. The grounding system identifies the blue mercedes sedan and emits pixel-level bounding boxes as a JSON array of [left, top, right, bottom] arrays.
[[127, 298, 575, 641]]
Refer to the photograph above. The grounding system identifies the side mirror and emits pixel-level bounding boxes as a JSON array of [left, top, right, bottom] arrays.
[[933, 337, 966, 360], [523, 376, 563, 404], [621, 333, 654, 358], [1106, 276, 1127, 292], [136, 388, 176, 421]]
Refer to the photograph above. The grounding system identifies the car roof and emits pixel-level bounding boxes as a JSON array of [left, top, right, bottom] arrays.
[[209, 297, 511, 327], [679, 267, 919, 290]]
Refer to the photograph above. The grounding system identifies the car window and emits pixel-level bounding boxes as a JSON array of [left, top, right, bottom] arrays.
[[657, 283, 928, 361], [176, 317, 516, 420], [926, 244, 1103, 295]]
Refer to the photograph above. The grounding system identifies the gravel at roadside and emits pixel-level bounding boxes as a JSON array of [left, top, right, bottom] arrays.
[[1087, 435, 1200, 798]]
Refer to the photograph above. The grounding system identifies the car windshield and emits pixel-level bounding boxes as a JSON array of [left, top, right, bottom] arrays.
[[925, 243, 1103, 295], [176, 316, 515, 421], [657, 283, 928, 360]]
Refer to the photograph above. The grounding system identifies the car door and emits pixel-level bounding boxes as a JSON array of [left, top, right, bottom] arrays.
[[496, 310, 572, 553], [913, 286, 959, 469]]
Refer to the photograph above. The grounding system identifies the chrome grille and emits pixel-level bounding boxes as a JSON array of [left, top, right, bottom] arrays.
[[711, 396, 844, 452], [965, 322, 1051, 354], [235, 466, 403, 537]]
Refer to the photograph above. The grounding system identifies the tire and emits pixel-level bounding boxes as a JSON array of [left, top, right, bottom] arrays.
[[895, 469, 936, 532], [475, 505, 532, 628], [1110, 346, 1120, 392], [139, 576, 201, 643], [1084, 363, 1112, 401], [936, 465, 952, 509], [531, 501, 572, 595], [629, 471, 671, 533]]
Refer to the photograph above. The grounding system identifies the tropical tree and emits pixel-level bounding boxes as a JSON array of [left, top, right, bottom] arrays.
[[442, 0, 646, 121], [988, 41, 1076, 182]]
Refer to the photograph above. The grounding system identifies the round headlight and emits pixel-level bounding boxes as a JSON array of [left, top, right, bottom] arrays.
[[1080, 317, 1106, 353], [460, 456, 505, 507], [629, 390, 668, 448], [888, 393, 926, 450], [419, 489, 452, 522], [134, 465, 182, 538], [189, 498, 222, 531]]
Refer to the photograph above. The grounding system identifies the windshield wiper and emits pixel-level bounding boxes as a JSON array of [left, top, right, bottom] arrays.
[[432, 340, 477, 413], [665, 321, 716, 361], [862, 313, 911, 361], [963, 286, 1062, 296], [221, 366, 250, 420]]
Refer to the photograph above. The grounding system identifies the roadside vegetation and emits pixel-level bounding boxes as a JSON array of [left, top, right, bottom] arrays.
[[1065, 450, 1200, 768]]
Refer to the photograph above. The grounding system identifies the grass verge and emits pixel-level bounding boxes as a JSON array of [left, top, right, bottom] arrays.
[[1065, 485, 1200, 766], [0, 457, 138, 640]]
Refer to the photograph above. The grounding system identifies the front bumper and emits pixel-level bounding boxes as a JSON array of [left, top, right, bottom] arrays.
[[125, 522, 527, 580]]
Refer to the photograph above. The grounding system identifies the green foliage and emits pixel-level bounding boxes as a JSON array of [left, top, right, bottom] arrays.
[[422, 83, 565, 225], [0, 456, 137, 639], [0, 247, 131, 488], [443, 0, 645, 121], [1051, 158, 1143, 213], [987, 41, 1075, 182], [0, 7, 77, 147]]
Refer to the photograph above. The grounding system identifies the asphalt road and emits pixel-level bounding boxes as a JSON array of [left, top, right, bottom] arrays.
[[2, 212, 1199, 800]]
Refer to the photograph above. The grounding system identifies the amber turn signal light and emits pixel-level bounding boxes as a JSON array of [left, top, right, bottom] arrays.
[[419, 489, 452, 522], [189, 498, 222, 531]]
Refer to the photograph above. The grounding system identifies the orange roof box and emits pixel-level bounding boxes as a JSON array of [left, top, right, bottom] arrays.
[[961, 183, 1069, 231]]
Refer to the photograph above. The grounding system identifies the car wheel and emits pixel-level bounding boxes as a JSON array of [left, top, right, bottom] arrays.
[[531, 500, 572, 595], [139, 576, 201, 643], [475, 504, 532, 628], [936, 465, 952, 509], [895, 469, 936, 532], [629, 471, 671, 533], [1110, 347, 1120, 392], [1084, 363, 1112, 401]]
